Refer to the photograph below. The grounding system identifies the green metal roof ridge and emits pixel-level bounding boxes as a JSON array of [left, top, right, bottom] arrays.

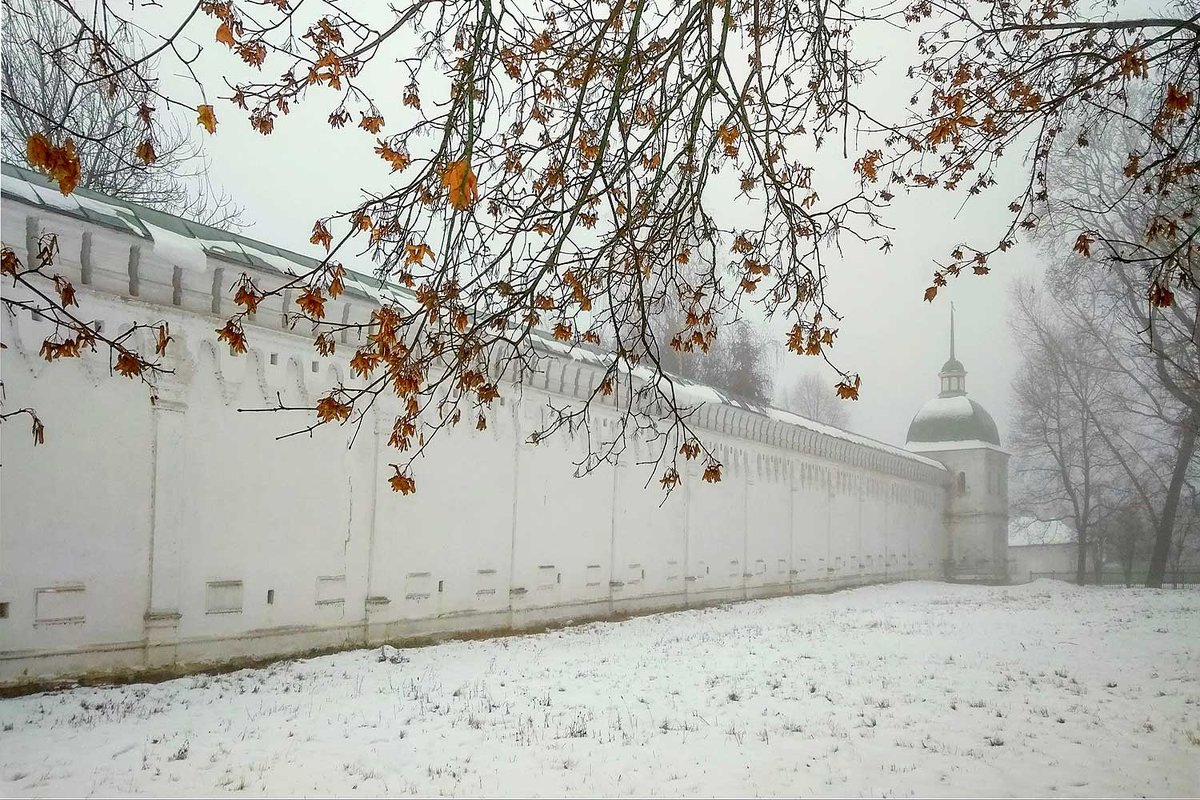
[[3, 160, 339, 277]]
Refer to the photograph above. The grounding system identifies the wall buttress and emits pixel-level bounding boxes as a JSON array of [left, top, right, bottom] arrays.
[[143, 333, 194, 665]]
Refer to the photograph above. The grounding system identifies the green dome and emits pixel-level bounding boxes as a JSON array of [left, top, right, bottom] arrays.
[[906, 395, 1000, 446]]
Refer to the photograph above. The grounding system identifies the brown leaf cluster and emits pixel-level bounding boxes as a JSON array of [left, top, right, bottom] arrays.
[[26, 133, 80, 195]]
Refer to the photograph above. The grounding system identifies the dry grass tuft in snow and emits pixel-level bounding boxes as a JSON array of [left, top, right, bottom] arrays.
[[1, 580, 1197, 797]]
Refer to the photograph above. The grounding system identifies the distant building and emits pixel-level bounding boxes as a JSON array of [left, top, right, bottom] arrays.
[[1007, 518, 1088, 582], [905, 307, 1010, 582]]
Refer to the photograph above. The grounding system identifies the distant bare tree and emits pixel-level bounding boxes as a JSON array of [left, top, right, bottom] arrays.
[[1034, 108, 1200, 588], [1010, 280, 1123, 585], [779, 372, 851, 429], [1168, 471, 1200, 586], [0, 0, 244, 228]]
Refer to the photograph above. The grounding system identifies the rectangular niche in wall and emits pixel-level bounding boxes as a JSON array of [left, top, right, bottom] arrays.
[[405, 572, 432, 602], [476, 568, 498, 597], [315, 575, 346, 606], [34, 584, 86, 625], [205, 580, 244, 614]]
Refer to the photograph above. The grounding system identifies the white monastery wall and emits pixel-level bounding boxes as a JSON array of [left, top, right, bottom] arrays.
[[0, 192, 950, 688]]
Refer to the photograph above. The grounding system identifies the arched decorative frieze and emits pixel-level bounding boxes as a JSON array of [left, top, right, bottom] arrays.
[[321, 362, 345, 390], [282, 355, 313, 408], [195, 338, 271, 406]]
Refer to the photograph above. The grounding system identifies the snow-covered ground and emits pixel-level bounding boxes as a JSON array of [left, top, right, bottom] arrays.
[[1, 580, 1197, 798]]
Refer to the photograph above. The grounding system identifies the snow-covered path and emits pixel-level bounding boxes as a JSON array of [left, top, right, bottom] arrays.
[[2, 580, 1197, 798]]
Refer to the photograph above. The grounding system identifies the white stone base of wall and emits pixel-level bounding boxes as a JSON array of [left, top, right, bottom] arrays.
[[1, 571, 941, 691]]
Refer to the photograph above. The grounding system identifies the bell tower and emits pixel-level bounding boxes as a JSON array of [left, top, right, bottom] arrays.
[[905, 306, 1009, 582]]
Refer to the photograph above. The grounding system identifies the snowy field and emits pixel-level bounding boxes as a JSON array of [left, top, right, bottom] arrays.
[[1, 580, 1197, 798]]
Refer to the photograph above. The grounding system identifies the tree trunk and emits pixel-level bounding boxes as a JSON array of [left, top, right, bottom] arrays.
[[1169, 543, 1184, 589], [1146, 413, 1199, 588], [1075, 528, 1088, 585]]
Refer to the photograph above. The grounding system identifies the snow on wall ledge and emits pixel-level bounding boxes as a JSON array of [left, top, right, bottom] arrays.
[[0, 178, 953, 688]]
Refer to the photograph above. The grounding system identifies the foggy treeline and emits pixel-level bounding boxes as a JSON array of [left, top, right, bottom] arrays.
[[1010, 102, 1199, 589], [648, 308, 854, 429]]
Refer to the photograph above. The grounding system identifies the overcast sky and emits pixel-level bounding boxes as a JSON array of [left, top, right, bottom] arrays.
[[137, 3, 1052, 450]]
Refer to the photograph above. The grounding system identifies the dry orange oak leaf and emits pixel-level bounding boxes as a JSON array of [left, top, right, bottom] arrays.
[[215, 22, 237, 48], [441, 159, 479, 210], [835, 375, 862, 401], [26, 133, 80, 195], [197, 104, 218, 134]]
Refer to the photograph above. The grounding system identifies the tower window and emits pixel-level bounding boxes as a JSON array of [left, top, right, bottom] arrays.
[[957, 472, 967, 495]]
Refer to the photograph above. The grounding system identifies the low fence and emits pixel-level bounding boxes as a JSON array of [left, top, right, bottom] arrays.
[[1023, 569, 1200, 587]]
